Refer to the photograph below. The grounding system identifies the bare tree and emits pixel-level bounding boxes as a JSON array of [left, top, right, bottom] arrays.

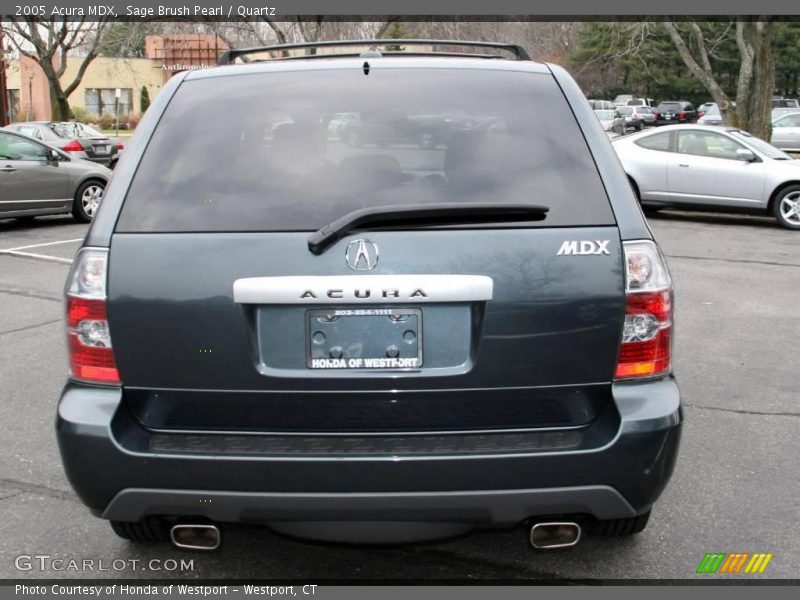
[[664, 18, 775, 138], [3, 17, 109, 121], [214, 18, 397, 57]]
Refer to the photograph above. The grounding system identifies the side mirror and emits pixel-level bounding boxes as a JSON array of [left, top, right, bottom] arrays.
[[49, 149, 63, 162], [735, 148, 756, 162]]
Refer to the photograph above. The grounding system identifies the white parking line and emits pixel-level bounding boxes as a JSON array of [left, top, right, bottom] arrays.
[[0, 250, 74, 264], [0, 238, 83, 253]]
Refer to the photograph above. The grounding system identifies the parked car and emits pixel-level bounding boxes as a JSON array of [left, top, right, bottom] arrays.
[[0, 129, 111, 222], [587, 99, 614, 110], [697, 104, 724, 126], [772, 98, 799, 109], [772, 106, 800, 121], [617, 105, 655, 130], [626, 98, 655, 108], [327, 112, 361, 137], [770, 111, 800, 152], [57, 40, 681, 550], [653, 101, 696, 125], [594, 108, 626, 135], [338, 109, 451, 148], [696, 102, 716, 118], [612, 94, 634, 106], [4, 121, 121, 168], [614, 124, 800, 229]]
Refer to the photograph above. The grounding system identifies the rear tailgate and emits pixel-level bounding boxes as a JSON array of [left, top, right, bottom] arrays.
[[107, 62, 624, 433], [108, 228, 622, 432]]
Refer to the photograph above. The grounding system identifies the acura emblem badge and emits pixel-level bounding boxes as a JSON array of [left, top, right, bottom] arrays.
[[345, 239, 379, 271]]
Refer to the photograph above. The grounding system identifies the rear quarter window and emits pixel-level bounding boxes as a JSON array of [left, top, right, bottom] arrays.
[[117, 67, 614, 233], [634, 132, 672, 152]]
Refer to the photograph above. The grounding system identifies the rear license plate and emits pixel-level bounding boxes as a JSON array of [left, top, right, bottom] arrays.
[[306, 308, 422, 369], [94, 145, 109, 154]]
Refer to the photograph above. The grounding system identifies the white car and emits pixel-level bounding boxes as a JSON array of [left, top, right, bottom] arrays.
[[771, 111, 800, 152], [327, 112, 360, 137], [613, 124, 800, 229]]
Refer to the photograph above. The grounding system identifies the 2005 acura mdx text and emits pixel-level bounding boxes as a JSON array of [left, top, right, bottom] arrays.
[[57, 40, 681, 551]]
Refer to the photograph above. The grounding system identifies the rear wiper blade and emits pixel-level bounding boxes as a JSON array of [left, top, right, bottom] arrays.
[[308, 202, 549, 255]]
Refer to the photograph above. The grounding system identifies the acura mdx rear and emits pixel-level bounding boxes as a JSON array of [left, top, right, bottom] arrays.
[[57, 41, 681, 549]]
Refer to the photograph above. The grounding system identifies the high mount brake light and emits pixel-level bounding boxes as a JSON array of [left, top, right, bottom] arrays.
[[615, 240, 673, 380], [65, 248, 120, 384]]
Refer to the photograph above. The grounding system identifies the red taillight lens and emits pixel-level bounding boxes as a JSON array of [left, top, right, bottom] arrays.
[[678, 112, 686, 119], [615, 241, 673, 380], [654, 112, 660, 119], [65, 249, 120, 385], [117, 143, 125, 150], [62, 139, 84, 152]]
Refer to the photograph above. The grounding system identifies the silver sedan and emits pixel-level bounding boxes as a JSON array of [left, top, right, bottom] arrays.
[[0, 129, 111, 222], [613, 124, 800, 229], [771, 111, 800, 152], [594, 109, 625, 136]]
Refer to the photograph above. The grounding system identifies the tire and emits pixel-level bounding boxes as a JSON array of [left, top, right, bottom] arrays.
[[772, 184, 800, 230], [110, 517, 170, 542], [636, 122, 643, 131], [589, 511, 651, 536], [72, 179, 106, 223]]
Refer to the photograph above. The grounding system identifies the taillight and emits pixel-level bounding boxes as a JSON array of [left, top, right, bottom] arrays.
[[654, 112, 660, 119], [117, 143, 125, 150], [62, 139, 84, 152], [678, 112, 686, 119], [615, 240, 673, 380], [65, 248, 120, 384]]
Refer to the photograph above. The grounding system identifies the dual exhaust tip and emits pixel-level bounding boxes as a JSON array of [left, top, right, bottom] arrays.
[[168, 520, 581, 551], [529, 521, 582, 550]]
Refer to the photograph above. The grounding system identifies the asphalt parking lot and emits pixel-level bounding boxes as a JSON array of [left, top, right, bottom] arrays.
[[0, 210, 798, 580]]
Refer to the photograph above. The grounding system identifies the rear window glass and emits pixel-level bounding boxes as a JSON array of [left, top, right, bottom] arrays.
[[48, 123, 81, 138], [117, 68, 613, 232]]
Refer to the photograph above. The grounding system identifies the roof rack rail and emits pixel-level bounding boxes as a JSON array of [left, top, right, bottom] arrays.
[[216, 39, 531, 65]]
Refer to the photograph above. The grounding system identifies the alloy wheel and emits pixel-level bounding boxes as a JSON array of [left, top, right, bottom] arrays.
[[81, 184, 104, 218]]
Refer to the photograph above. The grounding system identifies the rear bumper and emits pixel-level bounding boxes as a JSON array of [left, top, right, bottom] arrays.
[[56, 378, 681, 526], [75, 152, 114, 166]]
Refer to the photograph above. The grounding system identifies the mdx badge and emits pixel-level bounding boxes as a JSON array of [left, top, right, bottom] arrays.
[[346, 239, 379, 271], [557, 240, 610, 256]]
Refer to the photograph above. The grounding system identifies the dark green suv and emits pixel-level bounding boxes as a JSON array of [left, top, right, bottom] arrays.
[[57, 40, 681, 551]]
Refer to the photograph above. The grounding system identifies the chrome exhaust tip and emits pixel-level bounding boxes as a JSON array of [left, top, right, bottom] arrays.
[[170, 524, 220, 551], [529, 521, 582, 550]]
